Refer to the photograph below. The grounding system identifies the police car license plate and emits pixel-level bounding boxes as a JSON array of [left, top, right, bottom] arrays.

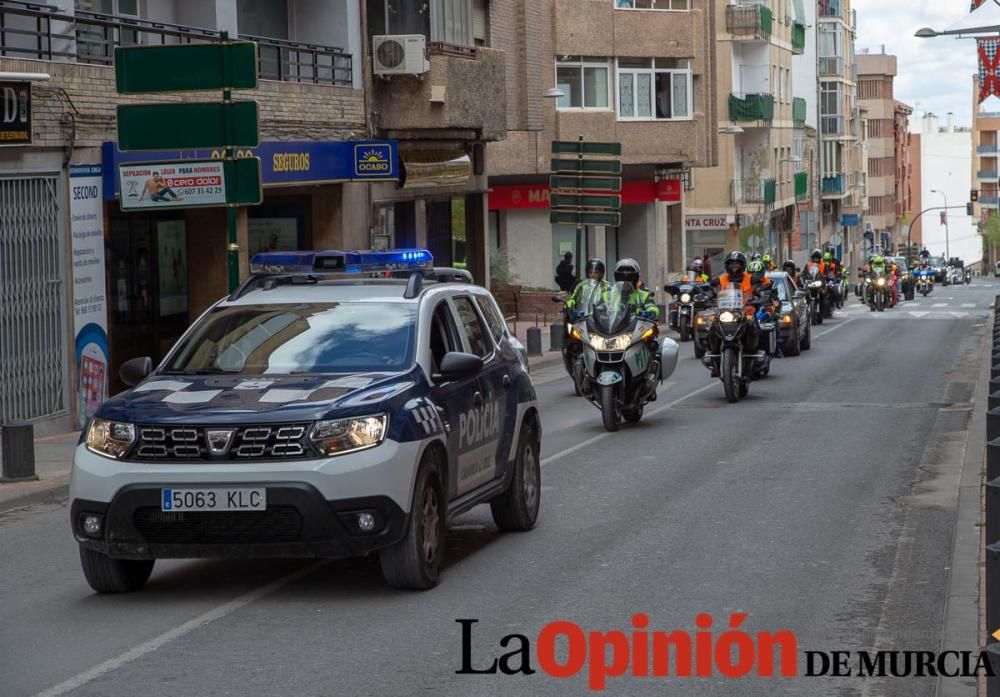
[[161, 488, 266, 512]]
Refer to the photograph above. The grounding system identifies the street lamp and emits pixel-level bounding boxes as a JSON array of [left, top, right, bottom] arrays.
[[916, 1, 1000, 38], [930, 189, 950, 260]]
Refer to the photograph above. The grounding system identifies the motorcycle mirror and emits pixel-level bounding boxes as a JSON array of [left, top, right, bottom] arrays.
[[551, 295, 564, 303]]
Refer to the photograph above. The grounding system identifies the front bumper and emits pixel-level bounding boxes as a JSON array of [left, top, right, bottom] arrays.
[[71, 485, 406, 560]]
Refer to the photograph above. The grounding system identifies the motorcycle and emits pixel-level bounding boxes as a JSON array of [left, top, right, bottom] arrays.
[[915, 275, 933, 297], [573, 282, 679, 431], [866, 269, 890, 312], [802, 266, 824, 325], [666, 281, 713, 342], [824, 277, 839, 317], [965, 267, 973, 285], [552, 279, 604, 396], [703, 285, 775, 403]]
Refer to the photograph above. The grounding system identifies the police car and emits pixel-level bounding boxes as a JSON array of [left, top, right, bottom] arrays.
[[70, 249, 541, 592]]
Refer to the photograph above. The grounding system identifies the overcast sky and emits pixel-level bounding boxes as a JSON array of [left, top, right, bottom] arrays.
[[853, 0, 986, 126]]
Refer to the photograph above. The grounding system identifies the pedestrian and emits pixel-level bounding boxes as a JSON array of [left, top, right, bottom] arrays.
[[702, 254, 713, 277], [555, 251, 576, 292]]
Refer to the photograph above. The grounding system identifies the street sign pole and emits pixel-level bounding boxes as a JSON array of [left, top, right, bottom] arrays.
[[221, 32, 240, 292]]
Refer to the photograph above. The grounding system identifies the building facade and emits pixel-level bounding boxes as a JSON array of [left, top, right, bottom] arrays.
[[973, 79, 1000, 268], [487, 0, 719, 292], [894, 99, 914, 255]]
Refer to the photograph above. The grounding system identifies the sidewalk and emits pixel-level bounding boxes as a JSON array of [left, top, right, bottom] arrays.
[[0, 431, 77, 512]]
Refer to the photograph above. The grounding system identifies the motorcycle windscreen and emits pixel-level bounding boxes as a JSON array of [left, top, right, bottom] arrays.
[[572, 278, 603, 313], [717, 286, 744, 310], [591, 282, 635, 334]]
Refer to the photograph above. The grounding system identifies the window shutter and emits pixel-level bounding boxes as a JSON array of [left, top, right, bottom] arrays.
[[472, 0, 487, 45]]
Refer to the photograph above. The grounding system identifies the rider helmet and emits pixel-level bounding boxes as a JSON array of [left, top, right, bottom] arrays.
[[724, 251, 748, 276], [751, 253, 762, 262], [690, 258, 704, 275], [823, 251, 833, 262], [585, 258, 606, 281], [782, 259, 796, 274], [811, 249, 823, 262], [613, 258, 641, 286], [747, 260, 765, 275]]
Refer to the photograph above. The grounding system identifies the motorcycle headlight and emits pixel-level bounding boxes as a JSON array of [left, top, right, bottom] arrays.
[[309, 414, 387, 456], [876, 278, 886, 287], [865, 278, 872, 284], [719, 310, 738, 323], [596, 334, 633, 351], [680, 293, 692, 303], [86, 418, 136, 459], [810, 281, 823, 288]]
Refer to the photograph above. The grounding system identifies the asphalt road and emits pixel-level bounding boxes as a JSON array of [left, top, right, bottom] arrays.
[[0, 281, 993, 697]]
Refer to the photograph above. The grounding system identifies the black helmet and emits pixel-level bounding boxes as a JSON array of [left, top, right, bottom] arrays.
[[613, 258, 640, 285], [782, 259, 796, 274], [724, 251, 747, 276], [751, 253, 762, 261], [811, 249, 822, 262], [586, 258, 606, 280]]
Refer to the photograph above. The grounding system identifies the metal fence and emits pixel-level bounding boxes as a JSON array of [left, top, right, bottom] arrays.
[[985, 299, 1000, 687], [0, 175, 66, 423]]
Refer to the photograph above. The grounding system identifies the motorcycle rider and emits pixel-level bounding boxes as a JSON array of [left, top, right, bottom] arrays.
[[613, 258, 660, 320], [888, 260, 900, 307], [762, 253, 776, 271], [804, 249, 827, 277], [565, 258, 608, 312], [866, 254, 889, 310], [707, 251, 773, 370], [684, 257, 711, 283], [783, 259, 803, 289], [914, 258, 935, 289]]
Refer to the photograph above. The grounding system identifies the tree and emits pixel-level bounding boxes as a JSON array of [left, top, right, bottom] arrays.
[[983, 210, 1000, 249]]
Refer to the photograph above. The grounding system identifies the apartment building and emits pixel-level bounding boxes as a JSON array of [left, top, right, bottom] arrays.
[[791, 0, 819, 256], [856, 49, 905, 252], [894, 99, 914, 254], [973, 84, 1000, 237], [686, 0, 809, 268], [818, 0, 863, 265], [487, 0, 718, 292]]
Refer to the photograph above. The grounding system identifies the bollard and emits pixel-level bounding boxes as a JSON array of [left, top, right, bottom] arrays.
[[990, 377, 1000, 396], [987, 643, 1000, 697], [991, 391, 1000, 412], [526, 326, 543, 356], [989, 479, 1000, 549], [990, 410, 1000, 443], [0, 422, 37, 482], [550, 323, 563, 352], [989, 440, 1000, 482]]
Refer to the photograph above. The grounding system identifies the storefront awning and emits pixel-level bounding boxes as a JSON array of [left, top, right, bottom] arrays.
[[399, 150, 472, 190]]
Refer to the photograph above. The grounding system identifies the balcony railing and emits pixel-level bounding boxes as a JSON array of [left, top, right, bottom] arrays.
[[793, 97, 807, 125], [979, 144, 999, 154], [981, 194, 1000, 206], [729, 93, 774, 122], [822, 174, 846, 195], [819, 0, 843, 19], [818, 56, 844, 77], [0, 0, 352, 86], [794, 171, 809, 200], [731, 178, 776, 205], [791, 22, 806, 54], [725, 3, 773, 39], [978, 170, 999, 180]]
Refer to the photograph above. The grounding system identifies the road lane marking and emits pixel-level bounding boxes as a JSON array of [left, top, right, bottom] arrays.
[[962, 303, 976, 308], [539, 382, 718, 468], [933, 303, 948, 307], [31, 561, 328, 697], [813, 319, 856, 338], [909, 312, 929, 318]]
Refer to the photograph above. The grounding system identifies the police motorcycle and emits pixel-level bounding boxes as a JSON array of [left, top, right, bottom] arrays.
[[865, 267, 891, 312], [665, 281, 713, 342], [915, 269, 934, 296], [703, 285, 777, 403], [802, 265, 825, 325], [551, 279, 603, 396], [571, 283, 679, 431], [965, 267, 973, 285]]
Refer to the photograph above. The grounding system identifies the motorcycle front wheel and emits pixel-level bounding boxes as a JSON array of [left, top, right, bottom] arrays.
[[600, 383, 621, 432], [722, 348, 740, 404], [678, 315, 690, 342], [572, 359, 584, 397]]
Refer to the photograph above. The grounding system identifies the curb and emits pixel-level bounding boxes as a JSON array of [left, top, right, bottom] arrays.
[[0, 472, 71, 515]]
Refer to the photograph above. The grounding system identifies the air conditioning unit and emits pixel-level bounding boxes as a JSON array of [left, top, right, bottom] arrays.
[[373, 35, 429, 76]]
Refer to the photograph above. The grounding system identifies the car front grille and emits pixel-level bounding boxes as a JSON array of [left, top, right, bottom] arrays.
[[133, 506, 303, 544], [132, 424, 312, 461]]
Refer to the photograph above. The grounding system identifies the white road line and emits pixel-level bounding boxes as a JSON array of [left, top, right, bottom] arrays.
[[933, 303, 948, 308], [540, 381, 718, 468], [31, 561, 327, 697], [962, 303, 976, 308], [814, 318, 856, 338]]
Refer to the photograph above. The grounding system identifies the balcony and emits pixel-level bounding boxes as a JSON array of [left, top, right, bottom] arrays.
[[729, 93, 774, 122], [794, 171, 809, 200], [819, 0, 843, 19], [0, 0, 353, 86], [793, 97, 807, 126], [732, 178, 776, 206], [726, 3, 773, 40], [372, 47, 506, 141], [822, 174, 847, 195], [792, 22, 806, 54], [978, 144, 999, 155], [981, 194, 1000, 206], [821, 115, 846, 136], [818, 56, 844, 77], [978, 170, 999, 180]]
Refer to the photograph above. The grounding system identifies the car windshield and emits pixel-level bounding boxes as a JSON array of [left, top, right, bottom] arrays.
[[769, 278, 790, 302], [930, 257, 945, 266], [164, 303, 417, 375], [889, 258, 908, 272]]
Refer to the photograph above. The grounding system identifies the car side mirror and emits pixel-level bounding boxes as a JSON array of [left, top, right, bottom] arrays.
[[120, 356, 152, 387], [793, 291, 805, 300], [435, 352, 484, 383]]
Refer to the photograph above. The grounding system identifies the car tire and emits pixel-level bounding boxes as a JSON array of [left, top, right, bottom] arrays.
[[801, 321, 812, 351], [79, 545, 154, 594], [784, 322, 801, 356], [380, 455, 446, 590], [490, 421, 541, 532]]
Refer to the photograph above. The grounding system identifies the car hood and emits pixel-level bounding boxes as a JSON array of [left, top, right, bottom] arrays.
[[97, 372, 413, 425]]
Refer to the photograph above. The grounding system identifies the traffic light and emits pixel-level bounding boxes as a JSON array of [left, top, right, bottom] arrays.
[[972, 189, 979, 202], [967, 202, 975, 216]]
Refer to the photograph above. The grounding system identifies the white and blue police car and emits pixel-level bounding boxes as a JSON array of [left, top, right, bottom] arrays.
[[70, 249, 541, 592]]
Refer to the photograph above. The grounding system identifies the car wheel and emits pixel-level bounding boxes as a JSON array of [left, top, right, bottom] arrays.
[[490, 421, 541, 532], [79, 545, 154, 594], [381, 455, 446, 590], [801, 320, 812, 350], [784, 323, 801, 356]]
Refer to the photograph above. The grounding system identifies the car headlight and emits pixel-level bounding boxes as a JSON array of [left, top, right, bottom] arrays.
[[86, 418, 136, 459], [595, 334, 632, 351], [865, 278, 872, 284], [310, 414, 387, 456], [680, 293, 692, 303], [876, 278, 886, 287], [719, 310, 737, 323]]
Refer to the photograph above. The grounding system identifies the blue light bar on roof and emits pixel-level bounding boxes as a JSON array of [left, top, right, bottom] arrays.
[[249, 248, 433, 275]]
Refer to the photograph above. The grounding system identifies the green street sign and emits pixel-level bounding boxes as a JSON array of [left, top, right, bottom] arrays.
[[552, 141, 622, 156], [550, 175, 622, 192], [115, 42, 259, 93], [224, 157, 263, 205], [550, 193, 622, 209], [117, 101, 259, 151], [550, 158, 623, 175], [550, 210, 621, 227]]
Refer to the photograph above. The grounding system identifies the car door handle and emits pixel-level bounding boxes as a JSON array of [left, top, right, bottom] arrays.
[[502, 375, 511, 388], [473, 391, 483, 407]]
